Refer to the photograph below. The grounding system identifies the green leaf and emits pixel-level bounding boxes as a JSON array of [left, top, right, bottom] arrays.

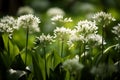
[[104, 45, 116, 54], [32, 52, 45, 80], [53, 51, 62, 69]]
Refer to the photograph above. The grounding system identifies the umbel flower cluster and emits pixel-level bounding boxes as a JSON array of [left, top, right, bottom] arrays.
[[0, 16, 17, 38], [17, 14, 40, 32], [92, 11, 116, 26]]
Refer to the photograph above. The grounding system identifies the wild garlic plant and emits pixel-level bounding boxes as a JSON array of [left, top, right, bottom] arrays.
[[53, 27, 72, 57], [68, 20, 101, 63], [92, 11, 116, 55], [17, 14, 40, 65], [0, 16, 18, 57], [34, 33, 54, 79]]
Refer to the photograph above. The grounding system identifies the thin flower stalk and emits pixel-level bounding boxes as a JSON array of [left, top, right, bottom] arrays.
[[25, 26, 29, 65], [61, 39, 64, 57], [7, 37, 10, 56], [43, 45, 48, 79]]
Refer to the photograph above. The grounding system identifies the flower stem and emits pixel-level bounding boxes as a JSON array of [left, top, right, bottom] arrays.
[[43, 46, 48, 79], [25, 26, 29, 66], [61, 40, 64, 57], [8, 36, 10, 56], [118, 37, 120, 53], [101, 26, 104, 57], [83, 43, 86, 63]]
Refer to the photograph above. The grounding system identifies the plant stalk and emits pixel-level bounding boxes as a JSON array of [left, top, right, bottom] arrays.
[[101, 26, 104, 57], [43, 46, 48, 79], [61, 40, 64, 57], [25, 26, 29, 66], [8, 36, 10, 56]]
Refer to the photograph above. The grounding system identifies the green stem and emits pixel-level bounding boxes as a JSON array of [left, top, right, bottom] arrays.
[[101, 26, 104, 57], [79, 46, 81, 62], [83, 43, 86, 63], [8, 36, 10, 56], [43, 46, 48, 79], [25, 26, 29, 66], [61, 40, 64, 57], [118, 37, 120, 53]]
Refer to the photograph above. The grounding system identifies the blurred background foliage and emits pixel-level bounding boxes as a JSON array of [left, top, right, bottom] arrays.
[[0, 0, 120, 16]]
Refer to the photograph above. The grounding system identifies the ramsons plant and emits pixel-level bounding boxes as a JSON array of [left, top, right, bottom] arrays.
[[0, 11, 119, 80]]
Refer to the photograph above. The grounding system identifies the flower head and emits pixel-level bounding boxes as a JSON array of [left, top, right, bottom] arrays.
[[0, 16, 17, 38], [112, 24, 120, 50], [34, 33, 54, 46], [76, 20, 98, 34], [92, 11, 115, 26], [87, 34, 106, 45], [112, 24, 120, 39], [47, 7, 65, 17], [17, 14, 40, 32], [62, 55, 84, 73], [51, 15, 72, 24], [54, 27, 72, 41], [17, 6, 34, 15]]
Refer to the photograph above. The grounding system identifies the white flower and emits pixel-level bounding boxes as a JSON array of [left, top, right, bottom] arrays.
[[47, 7, 65, 17], [62, 55, 84, 73], [17, 6, 34, 15], [51, 15, 63, 22], [51, 15, 72, 24], [87, 34, 106, 45], [112, 24, 120, 38], [68, 20, 98, 44], [35, 33, 54, 45], [54, 27, 72, 41], [92, 11, 116, 26], [17, 14, 40, 32], [112, 24, 120, 50], [0, 16, 17, 38], [76, 20, 98, 34]]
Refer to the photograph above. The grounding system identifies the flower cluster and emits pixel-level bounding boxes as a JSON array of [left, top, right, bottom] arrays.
[[112, 24, 120, 50], [35, 33, 54, 46], [54, 27, 72, 41], [47, 7, 65, 17], [68, 20, 100, 45], [0, 16, 17, 38], [87, 34, 105, 45], [112, 24, 120, 39], [17, 6, 34, 15], [76, 20, 98, 34], [51, 15, 72, 24], [92, 11, 116, 26], [62, 55, 84, 73], [17, 14, 40, 32]]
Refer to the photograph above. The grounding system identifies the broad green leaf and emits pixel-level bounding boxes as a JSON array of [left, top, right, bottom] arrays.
[[32, 52, 45, 80], [53, 51, 62, 69]]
